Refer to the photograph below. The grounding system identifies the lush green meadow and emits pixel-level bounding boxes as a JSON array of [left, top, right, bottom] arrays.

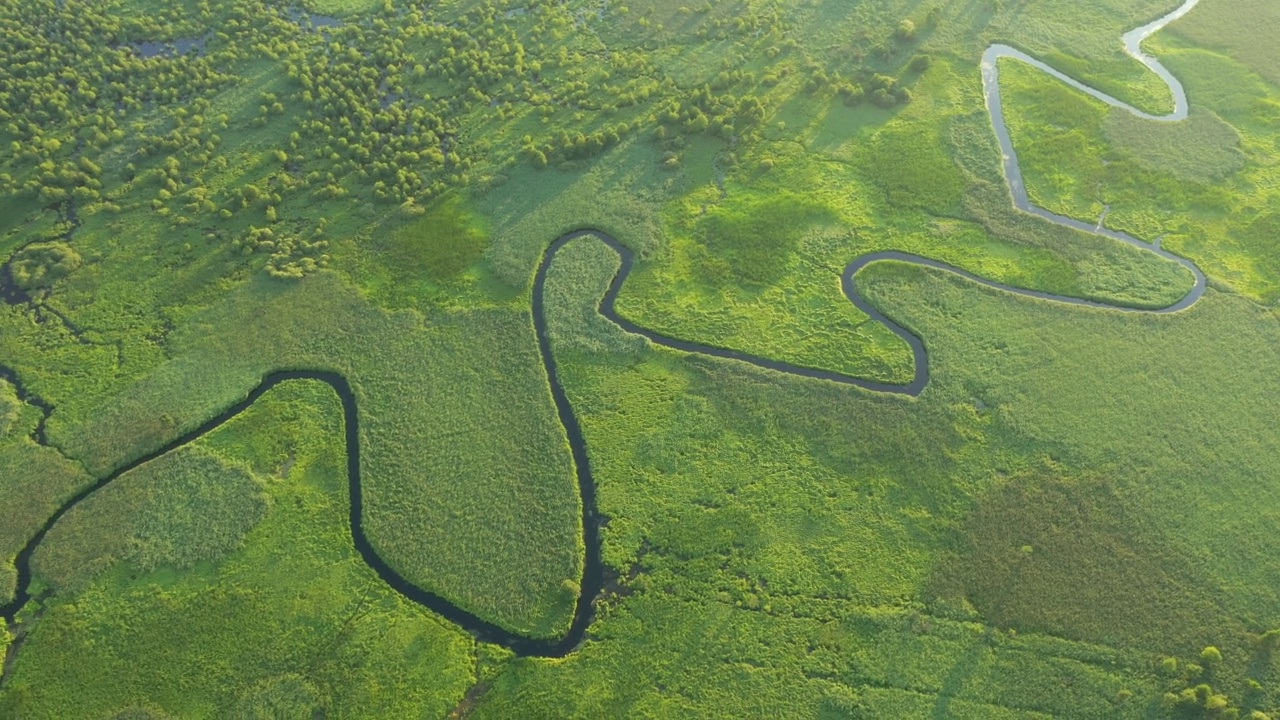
[[15, 268, 585, 639], [3, 380, 479, 718], [999, 1, 1280, 303], [516, 236, 1280, 718], [0, 0, 1278, 716], [0, 419, 89, 607]]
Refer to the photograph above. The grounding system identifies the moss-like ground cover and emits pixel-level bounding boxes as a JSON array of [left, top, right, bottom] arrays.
[[1, 0, 1278, 716]]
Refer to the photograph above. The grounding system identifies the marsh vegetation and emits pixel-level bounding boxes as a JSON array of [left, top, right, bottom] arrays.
[[1, 0, 1278, 716]]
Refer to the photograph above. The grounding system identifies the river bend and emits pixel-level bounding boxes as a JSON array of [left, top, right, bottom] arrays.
[[1, 0, 1208, 658]]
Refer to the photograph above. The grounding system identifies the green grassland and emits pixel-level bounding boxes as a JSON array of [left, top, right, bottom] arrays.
[[997, 15, 1280, 303], [12, 268, 584, 639], [0, 0, 1278, 716], [491, 235, 1280, 717], [607, 51, 1196, 383], [1163, 0, 1280, 87], [2, 380, 478, 718], [0, 392, 91, 606]]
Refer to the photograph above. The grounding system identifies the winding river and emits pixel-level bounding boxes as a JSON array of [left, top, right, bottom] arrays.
[[1, 0, 1207, 658], [981, 0, 1206, 312]]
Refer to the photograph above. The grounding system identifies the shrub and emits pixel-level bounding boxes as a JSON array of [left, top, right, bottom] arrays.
[[871, 88, 896, 108], [7, 242, 82, 290], [837, 82, 865, 106]]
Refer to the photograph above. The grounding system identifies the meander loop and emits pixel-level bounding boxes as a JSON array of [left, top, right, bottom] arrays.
[[0, 0, 1206, 658]]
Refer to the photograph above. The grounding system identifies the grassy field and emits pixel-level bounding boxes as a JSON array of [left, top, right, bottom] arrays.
[[17, 267, 584, 639], [1, 0, 1278, 716], [998, 11, 1280, 303], [0, 388, 91, 606], [608, 53, 1196, 383], [2, 380, 478, 718], [485, 234, 1280, 717], [1164, 0, 1280, 87]]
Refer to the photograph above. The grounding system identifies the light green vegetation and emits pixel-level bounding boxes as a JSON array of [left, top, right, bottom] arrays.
[[478, 594, 1165, 718], [920, 0, 1185, 113], [33, 448, 267, 593], [1, 0, 1278, 715], [857, 263, 1280, 715], [0, 379, 17, 436], [486, 235, 1280, 717], [306, 0, 382, 16], [0, 0, 1200, 384], [1164, 0, 1280, 87], [782, 0, 1185, 113], [614, 54, 1195, 383], [1103, 109, 1246, 183], [18, 269, 582, 638], [7, 243, 83, 292], [945, 108, 1196, 308], [1, 380, 479, 718], [0, 395, 90, 605], [999, 8, 1280, 303]]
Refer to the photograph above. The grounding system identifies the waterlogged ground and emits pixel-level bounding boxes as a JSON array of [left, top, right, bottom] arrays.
[[1, 0, 1279, 717]]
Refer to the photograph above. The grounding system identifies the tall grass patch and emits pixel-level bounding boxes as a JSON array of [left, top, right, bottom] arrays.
[[928, 473, 1244, 656], [387, 196, 490, 283], [1103, 108, 1245, 183], [43, 271, 583, 639], [863, 120, 966, 217], [33, 449, 267, 594], [2, 380, 475, 719], [697, 191, 834, 286], [858, 261, 1280, 691], [1165, 0, 1280, 87]]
